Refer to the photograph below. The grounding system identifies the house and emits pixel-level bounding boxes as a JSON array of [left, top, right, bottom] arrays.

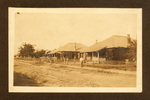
[[80, 34, 136, 62], [50, 43, 87, 60]]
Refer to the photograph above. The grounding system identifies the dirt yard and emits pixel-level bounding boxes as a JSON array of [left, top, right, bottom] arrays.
[[14, 59, 136, 87]]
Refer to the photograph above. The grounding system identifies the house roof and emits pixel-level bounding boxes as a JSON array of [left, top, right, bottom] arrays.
[[50, 43, 87, 54], [101, 35, 129, 48], [80, 35, 133, 52], [80, 42, 107, 52]]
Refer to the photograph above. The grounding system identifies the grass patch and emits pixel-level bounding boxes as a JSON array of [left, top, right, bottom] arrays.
[[14, 72, 39, 86]]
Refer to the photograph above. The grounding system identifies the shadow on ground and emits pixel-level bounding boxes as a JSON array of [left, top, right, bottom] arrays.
[[14, 72, 39, 86]]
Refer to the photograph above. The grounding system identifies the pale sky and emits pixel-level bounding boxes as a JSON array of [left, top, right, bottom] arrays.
[[14, 13, 137, 54]]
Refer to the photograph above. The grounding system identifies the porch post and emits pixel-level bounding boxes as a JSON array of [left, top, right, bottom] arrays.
[[97, 51, 99, 63], [97, 52, 99, 58], [92, 52, 94, 66]]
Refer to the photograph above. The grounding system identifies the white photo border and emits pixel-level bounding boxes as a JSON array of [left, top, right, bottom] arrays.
[[9, 8, 142, 93]]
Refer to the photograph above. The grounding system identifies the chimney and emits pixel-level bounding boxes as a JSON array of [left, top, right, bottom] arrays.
[[127, 34, 131, 46], [96, 40, 98, 43]]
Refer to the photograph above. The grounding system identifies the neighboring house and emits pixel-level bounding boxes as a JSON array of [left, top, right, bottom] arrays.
[[80, 34, 136, 62], [49, 43, 87, 60]]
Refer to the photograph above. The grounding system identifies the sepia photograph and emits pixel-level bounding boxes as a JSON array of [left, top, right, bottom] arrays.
[[9, 8, 142, 93]]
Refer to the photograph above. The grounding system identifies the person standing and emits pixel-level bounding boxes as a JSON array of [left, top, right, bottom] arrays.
[[74, 55, 76, 65], [80, 56, 84, 67]]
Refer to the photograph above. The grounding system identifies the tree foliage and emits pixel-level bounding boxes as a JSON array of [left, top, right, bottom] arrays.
[[34, 50, 46, 58], [106, 39, 137, 61], [18, 43, 35, 57], [18, 43, 46, 58], [126, 40, 137, 61]]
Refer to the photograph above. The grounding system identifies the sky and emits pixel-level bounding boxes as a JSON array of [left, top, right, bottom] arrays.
[[14, 12, 137, 54]]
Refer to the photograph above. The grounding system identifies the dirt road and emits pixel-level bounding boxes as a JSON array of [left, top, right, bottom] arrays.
[[14, 59, 136, 87]]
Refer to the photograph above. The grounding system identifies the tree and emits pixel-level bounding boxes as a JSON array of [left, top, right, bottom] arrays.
[[18, 43, 35, 57], [34, 49, 46, 58], [126, 40, 137, 61]]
